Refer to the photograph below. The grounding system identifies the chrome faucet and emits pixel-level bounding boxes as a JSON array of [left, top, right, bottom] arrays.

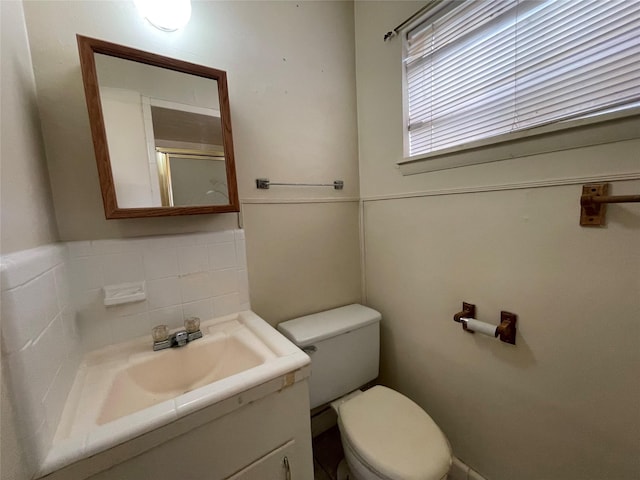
[[172, 330, 189, 348], [152, 317, 202, 351]]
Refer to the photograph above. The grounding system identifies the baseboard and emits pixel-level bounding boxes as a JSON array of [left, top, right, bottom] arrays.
[[310, 406, 337, 438], [448, 456, 487, 480]]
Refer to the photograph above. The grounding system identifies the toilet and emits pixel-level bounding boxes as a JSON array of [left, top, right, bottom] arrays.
[[277, 304, 451, 480]]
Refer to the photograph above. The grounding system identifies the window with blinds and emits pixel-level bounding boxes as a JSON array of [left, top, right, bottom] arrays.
[[403, 0, 640, 158]]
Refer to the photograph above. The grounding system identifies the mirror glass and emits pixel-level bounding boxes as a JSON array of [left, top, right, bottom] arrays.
[[78, 36, 239, 218]]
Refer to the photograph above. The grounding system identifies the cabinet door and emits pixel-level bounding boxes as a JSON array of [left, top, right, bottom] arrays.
[[226, 440, 296, 480]]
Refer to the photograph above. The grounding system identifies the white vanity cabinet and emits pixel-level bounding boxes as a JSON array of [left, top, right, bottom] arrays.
[[46, 375, 313, 480], [226, 440, 296, 480]]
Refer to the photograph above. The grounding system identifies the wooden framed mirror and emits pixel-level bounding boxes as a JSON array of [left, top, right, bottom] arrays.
[[77, 35, 239, 218]]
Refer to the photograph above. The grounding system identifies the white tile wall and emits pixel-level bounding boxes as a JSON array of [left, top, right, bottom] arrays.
[[1, 244, 81, 476], [67, 230, 250, 351], [0, 229, 250, 476]]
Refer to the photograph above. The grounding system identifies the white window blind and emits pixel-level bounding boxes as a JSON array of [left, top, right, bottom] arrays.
[[404, 0, 640, 158]]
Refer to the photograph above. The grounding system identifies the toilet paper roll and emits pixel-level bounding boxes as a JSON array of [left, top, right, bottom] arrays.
[[464, 318, 498, 337]]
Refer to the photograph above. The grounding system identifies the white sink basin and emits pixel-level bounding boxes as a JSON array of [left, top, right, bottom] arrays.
[[97, 323, 278, 424]]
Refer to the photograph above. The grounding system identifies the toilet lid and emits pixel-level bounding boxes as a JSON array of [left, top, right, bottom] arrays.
[[339, 386, 451, 480]]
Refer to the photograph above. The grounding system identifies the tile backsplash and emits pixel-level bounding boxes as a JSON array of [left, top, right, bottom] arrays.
[[1, 229, 250, 474], [1, 243, 81, 475], [68, 230, 250, 351]]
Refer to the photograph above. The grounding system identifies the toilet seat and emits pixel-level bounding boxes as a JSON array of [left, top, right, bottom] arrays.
[[338, 386, 451, 480]]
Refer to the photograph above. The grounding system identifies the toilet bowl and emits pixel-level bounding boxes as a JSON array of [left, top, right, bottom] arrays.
[[277, 304, 452, 480], [336, 386, 450, 480]]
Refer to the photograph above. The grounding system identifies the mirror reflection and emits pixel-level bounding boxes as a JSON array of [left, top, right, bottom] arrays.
[[78, 35, 239, 218], [156, 147, 228, 206], [94, 54, 229, 208]]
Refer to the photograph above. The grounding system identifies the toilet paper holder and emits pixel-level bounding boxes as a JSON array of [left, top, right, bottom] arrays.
[[453, 302, 517, 345]]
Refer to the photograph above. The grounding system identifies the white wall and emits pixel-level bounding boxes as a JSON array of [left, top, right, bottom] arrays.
[[355, 2, 640, 480], [100, 87, 156, 207], [95, 53, 220, 110]]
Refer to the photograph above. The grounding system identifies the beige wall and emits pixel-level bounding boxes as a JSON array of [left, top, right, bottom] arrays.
[[242, 202, 362, 325], [22, 0, 360, 240], [0, 0, 58, 255], [355, 2, 640, 480], [22, 1, 361, 321]]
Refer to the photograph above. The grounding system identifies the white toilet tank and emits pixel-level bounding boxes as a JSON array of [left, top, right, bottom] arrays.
[[277, 304, 381, 409]]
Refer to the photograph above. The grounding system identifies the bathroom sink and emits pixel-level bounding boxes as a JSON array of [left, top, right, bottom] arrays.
[[126, 333, 267, 395], [41, 310, 311, 478], [98, 324, 277, 424]]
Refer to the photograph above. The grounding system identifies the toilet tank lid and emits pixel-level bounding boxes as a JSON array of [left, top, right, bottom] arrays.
[[277, 304, 381, 347]]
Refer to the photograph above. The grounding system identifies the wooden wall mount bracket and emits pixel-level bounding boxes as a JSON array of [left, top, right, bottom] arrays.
[[496, 311, 517, 345], [580, 183, 609, 226], [580, 183, 640, 227], [453, 302, 476, 333]]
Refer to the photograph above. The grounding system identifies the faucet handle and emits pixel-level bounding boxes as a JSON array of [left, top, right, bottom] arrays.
[[184, 316, 203, 342], [184, 316, 200, 333], [152, 324, 170, 342], [152, 325, 171, 351]]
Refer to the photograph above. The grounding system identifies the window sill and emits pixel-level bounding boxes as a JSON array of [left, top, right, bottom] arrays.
[[397, 111, 640, 176]]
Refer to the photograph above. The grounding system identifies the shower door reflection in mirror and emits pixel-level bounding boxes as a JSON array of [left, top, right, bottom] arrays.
[[156, 148, 228, 206]]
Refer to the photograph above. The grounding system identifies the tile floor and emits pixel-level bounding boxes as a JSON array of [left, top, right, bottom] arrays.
[[312, 426, 344, 480]]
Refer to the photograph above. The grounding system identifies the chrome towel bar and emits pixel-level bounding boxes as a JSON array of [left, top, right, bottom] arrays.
[[256, 178, 344, 190]]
